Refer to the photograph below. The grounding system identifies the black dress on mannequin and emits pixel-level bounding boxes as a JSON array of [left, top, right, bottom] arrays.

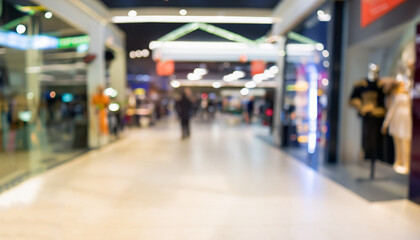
[[350, 78, 386, 161]]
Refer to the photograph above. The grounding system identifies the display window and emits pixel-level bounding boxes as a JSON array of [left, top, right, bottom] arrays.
[[0, 2, 89, 192], [280, 3, 331, 164]]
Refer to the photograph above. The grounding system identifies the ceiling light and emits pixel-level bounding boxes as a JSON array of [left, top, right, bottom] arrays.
[[26, 92, 34, 100], [317, 10, 325, 17], [322, 50, 329, 58], [16, 24, 26, 34], [232, 70, 245, 79], [264, 69, 275, 79], [269, 66, 279, 74], [141, 49, 150, 58], [194, 68, 208, 76], [44, 11, 53, 19], [323, 61, 330, 68], [245, 81, 257, 89], [170, 80, 181, 88], [109, 103, 120, 112], [318, 14, 331, 22], [317, 10, 331, 22], [322, 78, 329, 86], [128, 10, 137, 17], [179, 9, 188, 16], [223, 74, 235, 82], [129, 51, 136, 59], [135, 50, 142, 58], [240, 88, 250, 96], [315, 43, 324, 51], [212, 82, 222, 89], [253, 74, 266, 83], [104, 88, 118, 97], [187, 73, 201, 81], [112, 15, 274, 24]]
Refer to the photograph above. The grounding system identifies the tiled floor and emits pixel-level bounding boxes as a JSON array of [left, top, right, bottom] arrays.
[[1, 120, 420, 239]]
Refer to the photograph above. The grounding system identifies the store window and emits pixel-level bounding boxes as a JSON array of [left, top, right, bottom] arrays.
[[0, 2, 89, 191], [280, 3, 331, 166]]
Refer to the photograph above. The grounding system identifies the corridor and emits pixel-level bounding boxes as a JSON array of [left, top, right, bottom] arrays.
[[1, 121, 420, 239]]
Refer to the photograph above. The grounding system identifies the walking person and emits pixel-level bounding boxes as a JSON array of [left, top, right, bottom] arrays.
[[176, 88, 193, 139]]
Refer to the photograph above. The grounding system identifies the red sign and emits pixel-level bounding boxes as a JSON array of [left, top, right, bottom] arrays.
[[361, 0, 406, 28], [251, 60, 266, 76], [156, 60, 175, 76]]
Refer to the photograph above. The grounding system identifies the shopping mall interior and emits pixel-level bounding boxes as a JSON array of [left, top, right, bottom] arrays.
[[1, 0, 420, 238]]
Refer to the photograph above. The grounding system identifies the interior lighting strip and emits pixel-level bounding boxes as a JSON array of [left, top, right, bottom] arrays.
[[112, 15, 274, 24], [158, 22, 255, 44]]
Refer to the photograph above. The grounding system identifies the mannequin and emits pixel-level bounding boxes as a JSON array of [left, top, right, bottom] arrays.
[[350, 63, 386, 161], [92, 85, 110, 135], [381, 80, 412, 174], [381, 42, 415, 174]]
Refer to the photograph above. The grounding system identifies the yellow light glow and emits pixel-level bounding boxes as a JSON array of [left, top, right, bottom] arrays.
[[298, 136, 309, 143]]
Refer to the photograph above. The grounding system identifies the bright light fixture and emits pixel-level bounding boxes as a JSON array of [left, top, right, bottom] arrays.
[[187, 73, 201, 81], [194, 68, 208, 76], [212, 82, 222, 89], [269, 66, 279, 74], [129, 51, 136, 59], [264, 69, 275, 79], [104, 87, 118, 97], [323, 61, 330, 68], [109, 103, 120, 112], [128, 10, 137, 17], [322, 50, 330, 58], [135, 50, 142, 58], [240, 88, 250, 96], [44, 11, 53, 19], [253, 74, 265, 83], [16, 24, 26, 34], [245, 81, 257, 89], [322, 78, 329, 86], [315, 43, 324, 51], [232, 71, 246, 79], [141, 49, 150, 58], [223, 75, 235, 82], [317, 10, 331, 22], [112, 15, 274, 24], [170, 80, 181, 88], [26, 92, 34, 100], [179, 9, 188, 16]]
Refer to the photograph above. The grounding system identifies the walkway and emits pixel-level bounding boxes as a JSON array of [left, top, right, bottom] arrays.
[[1, 120, 420, 239]]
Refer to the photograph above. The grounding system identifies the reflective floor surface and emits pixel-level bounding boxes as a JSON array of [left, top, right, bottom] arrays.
[[1, 119, 420, 239]]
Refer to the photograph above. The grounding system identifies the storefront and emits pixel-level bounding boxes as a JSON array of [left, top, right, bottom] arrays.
[[0, 1, 126, 193], [339, 0, 420, 201], [279, 2, 332, 167]]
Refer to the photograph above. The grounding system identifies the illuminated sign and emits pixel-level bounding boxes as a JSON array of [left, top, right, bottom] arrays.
[[58, 36, 90, 49], [361, 0, 406, 28], [0, 30, 89, 50]]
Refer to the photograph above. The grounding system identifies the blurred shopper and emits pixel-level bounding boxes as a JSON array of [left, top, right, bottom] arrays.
[[246, 97, 255, 124], [176, 88, 193, 139]]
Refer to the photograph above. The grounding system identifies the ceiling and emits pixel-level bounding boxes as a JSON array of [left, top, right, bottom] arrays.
[[100, 0, 281, 9], [101, 1, 280, 76]]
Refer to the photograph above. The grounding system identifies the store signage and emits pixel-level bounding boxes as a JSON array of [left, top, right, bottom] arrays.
[[58, 36, 90, 49], [361, 0, 406, 28], [0, 30, 88, 50]]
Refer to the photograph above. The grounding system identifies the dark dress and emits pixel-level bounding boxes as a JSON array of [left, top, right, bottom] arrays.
[[350, 79, 387, 161]]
